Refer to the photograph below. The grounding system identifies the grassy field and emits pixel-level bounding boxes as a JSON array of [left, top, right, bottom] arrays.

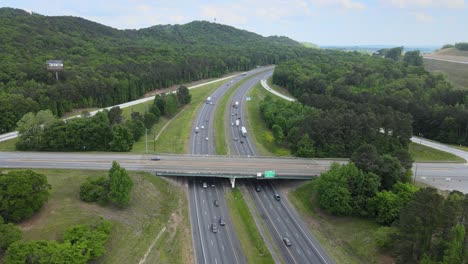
[[289, 181, 389, 264], [0, 137, 18, 151], [266, 77, 295, 99], [149, 80, 225, 154], [423, 58, 468, 90], [245, 82, 291, 156], [4, 169, 191, 264], [225, 188, 274, 264], [409, 142, 465, 163]]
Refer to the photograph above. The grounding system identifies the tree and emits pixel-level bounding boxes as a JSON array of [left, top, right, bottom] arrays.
[[164, 94, 179, 117], [16, 110, 57, 150], [176, 85, 191, 105], [4, 240, 88, 264], [442, 224, 465, 264], [395, 149, 413, 170], [79, 177, 109, 204], [108, 161, 133, 207], [109, 124, 134, 152], [63, 220, 112, 260], [272, 124, 284, 144], [403, 50, 423, 66], [0, 216, 22, 253], [107, 107, 123, 125], [351, 144, 382, 173], [0, 170, 51, 222], [144, 112, 157, 129], [296, 134, 315, 157], [316, 163, 352, 215], [393, 188, 444, 263], [377, 155, 403, 190]]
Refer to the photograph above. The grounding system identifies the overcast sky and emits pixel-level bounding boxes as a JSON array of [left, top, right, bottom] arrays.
[[2, 0, 467, 46]]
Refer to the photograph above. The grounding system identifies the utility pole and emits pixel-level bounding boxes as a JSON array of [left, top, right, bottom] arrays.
[[145, 129, 148, 154]]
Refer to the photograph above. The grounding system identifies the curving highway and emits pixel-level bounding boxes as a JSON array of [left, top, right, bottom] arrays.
[[187, 67, 273, 264], [225, 69, 334, 264]]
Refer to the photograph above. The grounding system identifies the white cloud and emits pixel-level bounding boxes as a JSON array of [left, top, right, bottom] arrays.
[[413, 12, 433, 22], [312, 0, 366, 10], [383, 0, 464, 9]]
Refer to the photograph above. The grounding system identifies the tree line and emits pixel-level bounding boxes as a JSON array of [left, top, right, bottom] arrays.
[[15, 86, 190, 151], [0, 7, 307, 134], [315, 144, 468, 263], [272, 49, 468, 146]]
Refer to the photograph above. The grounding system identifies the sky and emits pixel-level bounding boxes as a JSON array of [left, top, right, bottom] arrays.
[[2, 0, 467, 46]]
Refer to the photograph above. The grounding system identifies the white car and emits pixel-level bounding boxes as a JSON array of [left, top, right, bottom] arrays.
[[201, 126, 204, 129], [205, 137, 209, 141]]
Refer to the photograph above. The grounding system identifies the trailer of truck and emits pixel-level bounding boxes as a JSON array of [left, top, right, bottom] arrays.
[[241, 126, 247, 137]]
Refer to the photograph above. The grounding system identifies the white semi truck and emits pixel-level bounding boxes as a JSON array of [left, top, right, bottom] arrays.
[[241, 126, 247, 137]]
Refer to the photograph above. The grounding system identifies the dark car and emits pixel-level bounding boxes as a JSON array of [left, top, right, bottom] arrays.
[[283, 237, 292, 247], [214, 200, 219, 207], [212, 223, 218, 233], [274, 194, 280, 201], [150, 156, 161, 161], [219, 217, 225, 226], [255, 186, 261, 192]]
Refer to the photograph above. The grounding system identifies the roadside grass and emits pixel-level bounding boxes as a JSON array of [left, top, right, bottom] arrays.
[[153, 80, 224, 153], [214, 78, 249, 155], [0, 137, 18, 151], [246, 82, 291, 156], [266, 77, 295, 99], [225, 188, 274, 264], [409, 142, 465, 163], [289, 180, 387, 264], [8, 169, 190, 264], [131, 116, 171, 153], [423, 58, 468, 90], [121, 100, 153, 120]]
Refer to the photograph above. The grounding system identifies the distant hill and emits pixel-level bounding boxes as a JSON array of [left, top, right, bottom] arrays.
[[322, 45, 438, 54], [432, 47, 468, 58], [0, 7, 307, 132]]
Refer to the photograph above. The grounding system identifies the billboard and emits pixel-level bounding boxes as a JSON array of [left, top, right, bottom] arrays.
[[46, 60, 63, 71]]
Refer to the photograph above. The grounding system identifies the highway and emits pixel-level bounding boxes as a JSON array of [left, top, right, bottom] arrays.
[[187, 68, 274, 264], [226, 69, 334, 264]]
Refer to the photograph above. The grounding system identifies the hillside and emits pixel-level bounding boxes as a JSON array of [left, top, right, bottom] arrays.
[[0, 7, 306, 133], [423, 47, 468, 90]]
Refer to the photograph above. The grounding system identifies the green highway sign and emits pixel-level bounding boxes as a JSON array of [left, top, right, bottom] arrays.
[[264, 170, 275, 178]]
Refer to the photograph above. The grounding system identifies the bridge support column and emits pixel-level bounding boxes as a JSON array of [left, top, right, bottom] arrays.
[[230, 178, 236, 188]]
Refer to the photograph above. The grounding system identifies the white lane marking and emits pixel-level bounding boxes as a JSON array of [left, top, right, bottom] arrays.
[[205, 211, 207, 215], [211, 240, 214, 246]]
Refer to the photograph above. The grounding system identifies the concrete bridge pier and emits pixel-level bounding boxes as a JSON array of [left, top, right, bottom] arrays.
[[230, 178, 236, 188]]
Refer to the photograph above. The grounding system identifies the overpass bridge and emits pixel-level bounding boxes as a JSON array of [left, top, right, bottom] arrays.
[[154, 170, 316, 187]]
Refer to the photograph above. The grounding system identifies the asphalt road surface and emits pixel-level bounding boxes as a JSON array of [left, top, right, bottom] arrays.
[[186, 68, 275, 264], [226, 70, 334, 264]]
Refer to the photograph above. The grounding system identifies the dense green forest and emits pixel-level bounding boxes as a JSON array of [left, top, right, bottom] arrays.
[[0, 7, 306, 133], [270, 49, 467, 151]]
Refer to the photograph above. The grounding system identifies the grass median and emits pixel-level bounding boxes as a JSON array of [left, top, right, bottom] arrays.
[[289, 181, 386, 264], [213, 78, 250, 155], [6, 168, 191, 264], [409, 142, 465, 163], [225, 188, 274, 264], [245, 82, 291, 156]]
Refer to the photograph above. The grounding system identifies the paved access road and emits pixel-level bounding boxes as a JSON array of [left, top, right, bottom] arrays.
[[187, 67, 274, 264]]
